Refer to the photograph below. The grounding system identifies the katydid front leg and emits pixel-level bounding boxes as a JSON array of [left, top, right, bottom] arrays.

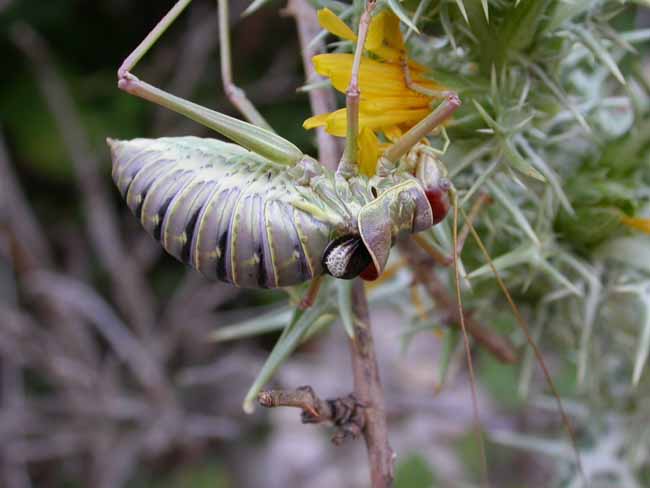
[[400, 57, 453, 99], [378, 93, 461, 176], [117, 0, 299, 165]]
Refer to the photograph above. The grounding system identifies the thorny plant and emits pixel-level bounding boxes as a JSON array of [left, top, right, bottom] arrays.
[[218, 1, 650, 486], [228, 1, 650, 486], [3, 0, 650, 487]]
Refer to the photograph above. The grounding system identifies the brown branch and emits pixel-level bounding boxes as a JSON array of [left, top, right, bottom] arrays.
[[349, 281, 395, 486], [287, 2, 395, 486], [399, 237, 518, 364], [258, 385, 365, 445]]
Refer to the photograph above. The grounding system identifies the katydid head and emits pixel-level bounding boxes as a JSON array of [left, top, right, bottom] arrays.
[[323, 152, 454, 282], [414, 147, 452, 225]]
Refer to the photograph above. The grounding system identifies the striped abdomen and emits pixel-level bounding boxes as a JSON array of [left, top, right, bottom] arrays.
[[108, 136, 332, 288]]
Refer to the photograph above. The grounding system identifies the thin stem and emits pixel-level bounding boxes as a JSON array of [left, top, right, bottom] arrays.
[[338, 0, 377, 177], [0, 129, 52, 270]]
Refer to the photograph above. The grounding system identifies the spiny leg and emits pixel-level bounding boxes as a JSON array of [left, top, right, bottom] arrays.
[[451, 192, 490, 487], [400, 56, 452, 99], [378, 93, 461, 175], [462, 206, 588, 483], [413, 192, 492, 268], [337, 0, 377, 178], [218, 0, 273, 130], [118, 0, 193, 80], [455, 192, 492, 257], [117, 0, 301, 166]]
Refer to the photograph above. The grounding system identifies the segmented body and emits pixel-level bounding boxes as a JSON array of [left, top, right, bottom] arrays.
[[108, 136, 448, 288], [109, 137, 341, 288]]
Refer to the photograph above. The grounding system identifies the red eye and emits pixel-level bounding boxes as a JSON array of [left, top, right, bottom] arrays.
[[360, 262, 379, 281], [425, 188, 450, 224]]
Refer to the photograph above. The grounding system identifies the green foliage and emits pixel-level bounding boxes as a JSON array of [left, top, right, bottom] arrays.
[[394, 452, 437, 488], [130, 460, 230, 488], [382, 0, 650, 484]]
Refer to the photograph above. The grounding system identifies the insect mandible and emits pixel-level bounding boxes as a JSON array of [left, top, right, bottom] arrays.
[[108, 0, 460, 296]]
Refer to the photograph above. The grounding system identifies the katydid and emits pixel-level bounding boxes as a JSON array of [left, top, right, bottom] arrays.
[[109, 0, 458, 289]]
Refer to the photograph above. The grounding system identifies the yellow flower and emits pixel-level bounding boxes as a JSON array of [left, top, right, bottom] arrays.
[[620, 215, 650, 234], [304, 9, 447, 176]]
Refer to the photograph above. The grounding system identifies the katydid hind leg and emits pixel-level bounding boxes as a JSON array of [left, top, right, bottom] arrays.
[[413, 192, 492, 265], [118, 0, 193, 79], [451, 193, 490, 487], [116, 0, 302, 166], [461, 206, 588, 484], [455, 192, 492, 256], [217, 0, 273, 131]]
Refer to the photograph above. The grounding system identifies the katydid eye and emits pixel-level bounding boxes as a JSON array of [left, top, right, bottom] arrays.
[[425, 187, 450, 225], [322, 235, 373, 280]]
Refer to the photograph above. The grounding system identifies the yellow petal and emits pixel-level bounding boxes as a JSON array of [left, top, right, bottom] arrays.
[[313, 54, 444, 99], [358, 108, 431, 131], [358, 127, 380, 176], [368, 45, 402, 63], [364, 12, 409, 63], [303, 112, 330, 129], [383, 10, 405, 51], [314, 54, 411, 96], [314, 106, 431, 137], [317, 8, 356, 42], [621, 215, 650, 234], [382, 125, 403, 142], [321, 108, 349, 137], [361, 95, 430, 113], [365, 11, 385, 51]]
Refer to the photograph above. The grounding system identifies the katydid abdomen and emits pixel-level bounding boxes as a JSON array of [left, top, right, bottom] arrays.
[[108, 136, 332, 288]]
